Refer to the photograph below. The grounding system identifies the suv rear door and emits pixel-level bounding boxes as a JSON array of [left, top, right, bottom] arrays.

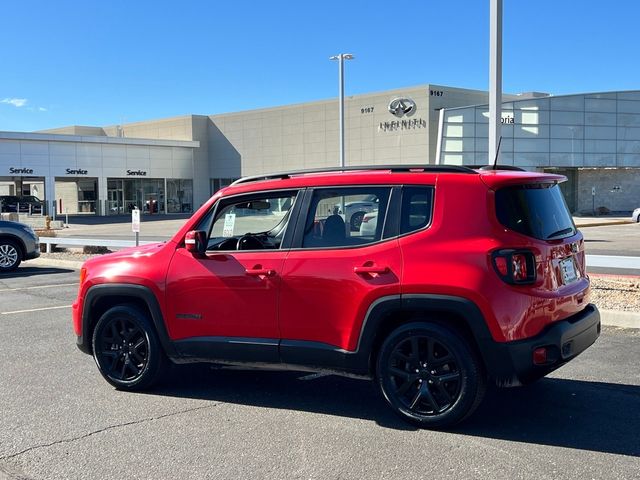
[[278, 186, 402, 356]]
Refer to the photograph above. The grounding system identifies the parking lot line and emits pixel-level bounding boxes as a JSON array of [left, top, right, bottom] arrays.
[[0, 283, 78, 292], [0, 305, 72, 315]]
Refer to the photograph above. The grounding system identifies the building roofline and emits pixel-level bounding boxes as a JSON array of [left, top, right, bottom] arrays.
[[208, 84, 493, 118], [0, 130, 199, 148], [440, 89, 640, 112]]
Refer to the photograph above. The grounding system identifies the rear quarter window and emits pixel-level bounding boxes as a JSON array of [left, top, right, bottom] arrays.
[[495, 183, 576, 240], [400, 187, 434, 235]]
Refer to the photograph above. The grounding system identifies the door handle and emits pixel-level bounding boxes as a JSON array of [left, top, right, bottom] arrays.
[[245, 267, 276, 277], [354, 265, 389, 274]]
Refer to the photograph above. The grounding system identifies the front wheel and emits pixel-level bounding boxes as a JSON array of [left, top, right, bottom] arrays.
[[92, 305, 167, 390], [376, 322, 485, 429], [0, 240, 21, 272]]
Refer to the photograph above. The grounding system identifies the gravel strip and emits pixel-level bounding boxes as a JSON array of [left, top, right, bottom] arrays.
[[590, 275, 640, 313], [39, 251, 110, 263]]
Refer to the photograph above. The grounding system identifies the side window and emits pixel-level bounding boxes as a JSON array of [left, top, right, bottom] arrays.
[[400, 187, 434, 235], [206, 192, 297, 251], [302, 187, 391, 248]]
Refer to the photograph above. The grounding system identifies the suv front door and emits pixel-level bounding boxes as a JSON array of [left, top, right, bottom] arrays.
[[278, 186, 402, 358], [165, 190, 300, 362]]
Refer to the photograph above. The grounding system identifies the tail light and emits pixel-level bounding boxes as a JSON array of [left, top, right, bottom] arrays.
[[491, 249, 536, 285]]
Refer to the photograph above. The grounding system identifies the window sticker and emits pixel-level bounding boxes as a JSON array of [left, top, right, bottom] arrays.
[[222, 213, 236, 237]]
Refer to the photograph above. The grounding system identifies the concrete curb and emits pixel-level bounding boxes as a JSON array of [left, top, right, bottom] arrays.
[[26, 257, 84, 270], [575, 220, 632, 228]]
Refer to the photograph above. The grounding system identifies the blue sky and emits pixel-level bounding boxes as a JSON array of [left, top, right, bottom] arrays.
[[1, 0, 638, 131]]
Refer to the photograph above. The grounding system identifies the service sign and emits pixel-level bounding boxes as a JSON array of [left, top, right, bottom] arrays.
[[132, 208, 140, 233]]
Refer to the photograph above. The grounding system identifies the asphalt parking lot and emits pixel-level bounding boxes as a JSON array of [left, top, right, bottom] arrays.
[[0, 266, 639, 480], [582, 222, 640, 257]]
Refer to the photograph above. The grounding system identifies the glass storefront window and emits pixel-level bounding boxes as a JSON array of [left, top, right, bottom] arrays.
[[107, 178, 175, 215], [167, 179, 193, 213]]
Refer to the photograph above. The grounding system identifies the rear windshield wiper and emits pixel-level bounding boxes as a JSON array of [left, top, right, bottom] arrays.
[[546, 227, 574, 239]]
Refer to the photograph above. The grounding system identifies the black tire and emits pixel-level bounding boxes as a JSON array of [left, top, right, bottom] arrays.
[[92, 305, 167, 390], [0, 239, 21, 272], [350, 211, 365, 231], [376, 322, 485, 429]]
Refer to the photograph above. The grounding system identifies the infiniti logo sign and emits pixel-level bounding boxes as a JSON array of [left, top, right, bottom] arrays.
[[388, 97, 416, 118]]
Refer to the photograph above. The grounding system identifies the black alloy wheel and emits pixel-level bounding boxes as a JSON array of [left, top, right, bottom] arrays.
[[92, 305, 166, 390], [0, 240, 21, 272], [377, 322, 485, 428]]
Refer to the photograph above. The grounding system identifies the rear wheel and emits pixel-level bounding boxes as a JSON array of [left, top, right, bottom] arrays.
[[92, 305, 167, 390], [0, 239, 21, 272], [376, 322, 485, 428]]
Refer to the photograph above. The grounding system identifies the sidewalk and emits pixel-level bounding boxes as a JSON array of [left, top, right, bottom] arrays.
[[573, 215, 632, 228]]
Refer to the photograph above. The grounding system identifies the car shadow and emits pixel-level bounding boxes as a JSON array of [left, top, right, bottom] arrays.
[[0, 266, 75, 278], [150, 365, 639, 456], [456, 378, 640, 457]]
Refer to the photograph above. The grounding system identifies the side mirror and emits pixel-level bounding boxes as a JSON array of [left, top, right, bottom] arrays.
[[185, 230, 207, 255]]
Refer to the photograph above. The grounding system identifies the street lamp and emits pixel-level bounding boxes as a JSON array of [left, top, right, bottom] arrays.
[[329, 53, 354, 168]]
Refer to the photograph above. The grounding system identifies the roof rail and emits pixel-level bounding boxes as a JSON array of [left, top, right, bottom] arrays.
[[230, 164, 477, 186]]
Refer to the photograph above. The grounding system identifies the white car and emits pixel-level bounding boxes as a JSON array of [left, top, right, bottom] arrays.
[[335, 196, 378, 231], [632, 207, 640, 223], [359, 211, 378, 236]]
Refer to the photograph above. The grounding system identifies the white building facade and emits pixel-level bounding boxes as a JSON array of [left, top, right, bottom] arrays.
[[1, 85, 638, 216], [437, 90, 640, 213]]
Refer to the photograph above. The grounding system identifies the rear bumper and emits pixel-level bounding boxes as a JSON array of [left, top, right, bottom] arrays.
[[491, 304, 600, 386]]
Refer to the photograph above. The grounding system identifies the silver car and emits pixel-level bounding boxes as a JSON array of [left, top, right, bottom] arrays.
[[633, 208, 640, 223], [0, 220, 40, 271]]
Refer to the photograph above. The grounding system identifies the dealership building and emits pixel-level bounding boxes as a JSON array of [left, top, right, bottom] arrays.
[[0, 84, 638, 216]]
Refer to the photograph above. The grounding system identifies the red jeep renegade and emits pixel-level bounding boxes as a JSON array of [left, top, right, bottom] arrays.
[[73, 165, 600, 428]]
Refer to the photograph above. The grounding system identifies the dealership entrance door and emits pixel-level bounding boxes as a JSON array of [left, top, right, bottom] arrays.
[[107, 178, 165, 215]]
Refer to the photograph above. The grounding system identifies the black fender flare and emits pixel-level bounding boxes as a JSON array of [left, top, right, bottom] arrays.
[[78, 283, 177, 358], [355, 294, 510, 378]]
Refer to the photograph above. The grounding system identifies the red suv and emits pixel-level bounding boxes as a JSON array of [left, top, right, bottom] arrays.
[[73, 165, 600, 428]]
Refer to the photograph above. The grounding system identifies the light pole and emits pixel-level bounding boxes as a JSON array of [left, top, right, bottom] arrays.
[[489, 0, 502, 165], [329, 53, 354, 168]]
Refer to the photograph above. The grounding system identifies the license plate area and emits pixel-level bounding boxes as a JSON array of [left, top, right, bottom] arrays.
[[560, 257, 577, 284]]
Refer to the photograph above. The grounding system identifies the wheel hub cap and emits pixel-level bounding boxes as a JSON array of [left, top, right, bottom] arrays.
[[0, 245, 18, 268]]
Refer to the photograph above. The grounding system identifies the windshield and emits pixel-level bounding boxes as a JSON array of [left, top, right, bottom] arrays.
[[495, 183, 576, 240]]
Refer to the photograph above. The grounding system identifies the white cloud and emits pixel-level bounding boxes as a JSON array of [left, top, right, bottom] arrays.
[[1, 97, 28, 108], [38, 107, 47, 112]]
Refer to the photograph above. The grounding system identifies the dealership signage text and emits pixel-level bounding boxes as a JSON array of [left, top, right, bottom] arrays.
[[66, 168, 88, 175], [9, 167, 34, 174], [126, 170, 147, 176], [379, 118, 426, 132]]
